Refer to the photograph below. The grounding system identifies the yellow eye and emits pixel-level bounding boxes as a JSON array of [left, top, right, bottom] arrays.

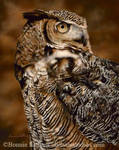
[[56, 22, 70, 33]]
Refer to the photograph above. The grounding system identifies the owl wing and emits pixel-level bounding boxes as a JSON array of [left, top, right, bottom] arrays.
[[54, 49, 119, 145]]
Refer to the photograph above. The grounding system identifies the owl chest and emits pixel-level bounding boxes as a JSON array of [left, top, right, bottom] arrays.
[[22, 81, 54, 149]]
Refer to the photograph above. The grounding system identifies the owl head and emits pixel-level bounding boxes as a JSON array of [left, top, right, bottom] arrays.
[[15, 9, 91, 72]]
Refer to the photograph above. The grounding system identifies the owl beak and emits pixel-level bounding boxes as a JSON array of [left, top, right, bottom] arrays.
[[75, 32, 87, 47], [80, 34, 87, 46]]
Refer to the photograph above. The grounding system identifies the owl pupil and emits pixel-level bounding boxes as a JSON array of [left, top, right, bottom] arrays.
[[61, 25, 64, 29]]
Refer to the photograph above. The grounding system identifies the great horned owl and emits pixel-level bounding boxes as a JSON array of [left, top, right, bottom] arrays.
[[15, 10, 119, 150]]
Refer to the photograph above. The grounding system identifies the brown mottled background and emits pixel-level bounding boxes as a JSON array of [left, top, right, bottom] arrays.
[[0, 0, 119, 149]]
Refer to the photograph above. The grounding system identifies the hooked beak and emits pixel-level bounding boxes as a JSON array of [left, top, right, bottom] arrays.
[[74, 31, 87, 47]]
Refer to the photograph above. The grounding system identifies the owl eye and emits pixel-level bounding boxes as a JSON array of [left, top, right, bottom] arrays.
[[56, 22, 70, 33]]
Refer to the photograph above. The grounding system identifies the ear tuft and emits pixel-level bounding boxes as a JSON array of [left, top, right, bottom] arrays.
[[23, 10, 56, 21]]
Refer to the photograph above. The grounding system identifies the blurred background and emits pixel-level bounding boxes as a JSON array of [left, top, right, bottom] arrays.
[[0, 0, 119, 149]]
